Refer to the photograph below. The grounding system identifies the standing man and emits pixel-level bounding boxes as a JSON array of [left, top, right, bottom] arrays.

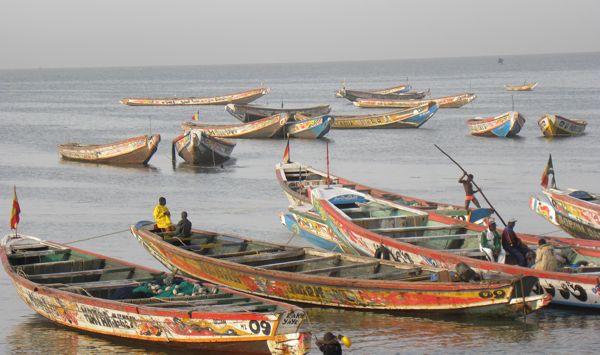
[[459, 173, 481, 209], [153, 197, 173, 232], [479, 218, 505, 263], [502, 218, 530, 267]]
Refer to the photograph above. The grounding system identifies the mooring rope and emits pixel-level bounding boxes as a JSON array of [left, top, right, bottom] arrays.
[[64, 229, 130, 245]]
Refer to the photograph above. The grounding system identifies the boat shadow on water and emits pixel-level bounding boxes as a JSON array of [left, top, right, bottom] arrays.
[[58, 159, 160, 172]]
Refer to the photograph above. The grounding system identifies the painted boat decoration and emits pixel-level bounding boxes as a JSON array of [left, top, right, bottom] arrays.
[[353, 93, 476, 109], [505, 82, 538, 91], [130, 221, 549, 316], [226, 104, 331, 123], [330, 102, 439, 129], [285, 116, 333, 139], [1, 234, 310, 354], [305, 185, 600, 308], [119, 88, 270, 106], [173, 130, 236, 166], [466, 111, 525, 137], [182, 114, 289, 139], [337, 89, 428, 102], [335, 84, 411, 97], [58, 134, 161, 165], [538, 114, 587, 137]]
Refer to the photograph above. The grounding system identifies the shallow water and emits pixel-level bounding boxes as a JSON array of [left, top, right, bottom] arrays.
[[1, 53, 600, 353]]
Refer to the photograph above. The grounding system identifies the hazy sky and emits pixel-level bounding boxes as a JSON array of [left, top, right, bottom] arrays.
[[2, 0, 599, 69]]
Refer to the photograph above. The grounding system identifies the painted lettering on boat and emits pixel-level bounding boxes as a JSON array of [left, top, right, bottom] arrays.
[[79, 305, 136, 329]]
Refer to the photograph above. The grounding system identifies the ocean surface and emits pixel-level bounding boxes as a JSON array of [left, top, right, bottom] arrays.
[[1, 52, 599, 354]]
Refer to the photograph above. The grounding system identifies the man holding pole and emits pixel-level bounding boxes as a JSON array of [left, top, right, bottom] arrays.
[[459, 173, 481, 210]]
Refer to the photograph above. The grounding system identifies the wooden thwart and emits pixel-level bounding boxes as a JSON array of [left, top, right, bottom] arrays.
[[9, 249, 70, 259], [392, 233, 479, 243], [224, 249, 305, 264], [27, 266, 135, 280], [259, 255, 339, 270], [299, 261, 380, 275], [370, 224, 467, 233]]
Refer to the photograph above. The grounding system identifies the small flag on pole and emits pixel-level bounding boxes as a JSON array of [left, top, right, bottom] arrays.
[[283, 139, 290, 163], [10, 186, 20, 230], [192, 111, 199, 121], [540, 154, 556, 189]]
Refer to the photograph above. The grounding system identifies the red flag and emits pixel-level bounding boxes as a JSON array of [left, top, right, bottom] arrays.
[[10, 186, 20, 230], [541, 154, 555, 189], [282, 139, 290, 163], [192, 111, 199, 121]]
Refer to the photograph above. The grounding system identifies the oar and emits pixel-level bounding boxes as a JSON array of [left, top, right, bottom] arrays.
[[434, 144, 507, 226]]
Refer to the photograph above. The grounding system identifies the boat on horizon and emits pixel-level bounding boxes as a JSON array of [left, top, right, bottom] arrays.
[[335, 84, 411, 98], [505, 82, 538, 91], [119, 87, 270, 106], [336, 88, 428, 102]]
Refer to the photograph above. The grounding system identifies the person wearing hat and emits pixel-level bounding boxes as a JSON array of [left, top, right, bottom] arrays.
[[501, 218, 531, 267], [479, 218, 505, 264]]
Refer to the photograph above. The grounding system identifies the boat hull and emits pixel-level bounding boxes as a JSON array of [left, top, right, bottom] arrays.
[[505, 82, 538, 91], [226, 104, 331, 123], [174, 131, 235, 166], [58, 135, 161, 165], [332, 102, 438, 129], [286, 116, 333, 139], [466, 112, 525, 137], [338, 89, 427, 102], [542, 189, 600, 240], [353, 93, 476, 109], [182, 114, 289, 139], [335, 84, 411, 97], [538, 114, 587, 137], [120, 88, 270, 106]]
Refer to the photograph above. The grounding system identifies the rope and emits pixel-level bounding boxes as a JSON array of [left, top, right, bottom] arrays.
[[64, 229, 130, 245], [538, 229, 563, 236]]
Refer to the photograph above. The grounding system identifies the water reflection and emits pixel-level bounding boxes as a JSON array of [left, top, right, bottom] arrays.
[[58, 159, 160, 172], [172, 158, 238, 173]]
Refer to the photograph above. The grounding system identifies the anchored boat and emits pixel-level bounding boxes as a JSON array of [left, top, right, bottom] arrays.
[[505, 82, 538, 91], [337, 89, 428, 102], [329, 102, 439, 129], [173, 130, 236, 166], [226, 104, 331, 123], [1, 234, 309, 354], [335, 84, 411, 97], [538, 114, 587, 137], [182, 113, 289, 139], [353, 93, 476, 109], [58, 134, 161, 165], [130, 222, 549, 316], [466, 112, 525, 137], [119, 88, 270, 106]]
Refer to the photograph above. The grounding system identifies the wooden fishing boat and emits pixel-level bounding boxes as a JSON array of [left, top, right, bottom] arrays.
[[335, 84, 410, 97], [353, 93, 476, 109], [173, 130, 236, 166], [303, 185, 600, 308], [182, 114, 289, 139], [130, 222, 549, 316], [226, 104, 331, 123], [1, 234, 310, 354], [337, 89, 428, 102], [119, 88, 270, 106], [329, 102, 439, 129], [537, 114, 587, 137], [58, 135, 161, 165], [285, 116, 333, 139], [466, 111, 525, 137], [505, 82, 538, 91]]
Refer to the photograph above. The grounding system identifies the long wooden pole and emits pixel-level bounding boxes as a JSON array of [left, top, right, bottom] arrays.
[[434, 144, 507, 226]]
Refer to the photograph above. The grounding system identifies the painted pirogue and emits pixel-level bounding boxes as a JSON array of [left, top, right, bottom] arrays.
[[226, 104, 331, 123], [130, 221, 549, 316], [329, 102, 439, 129], [537, 114, 587, 137], [285, 115, 334, 139], [173, 130, 236, 166], [336, 89, 428, 102], [1, 234, 310, 354], [504, 82, 538, 91], [353, 93, 476, 109], [335, 84, 411, 97], [466, 111, 525, 137], [119, 87, 270, 106], [181, 113, 289, 139], [275, 161, 600, 308], [58, 134, 161, 165]]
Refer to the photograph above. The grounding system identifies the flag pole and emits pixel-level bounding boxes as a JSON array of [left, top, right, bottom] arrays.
[[326, 141, 330, 187]]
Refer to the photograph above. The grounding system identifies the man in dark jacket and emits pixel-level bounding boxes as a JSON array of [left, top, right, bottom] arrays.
[[316, 332, 342, 355], [172, 211, 192, 239], [502, 218, 530, 267]]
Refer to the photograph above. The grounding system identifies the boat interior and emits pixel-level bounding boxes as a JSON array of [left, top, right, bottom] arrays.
[[7, 237, 281, 313], [566, 189, 600, 204]]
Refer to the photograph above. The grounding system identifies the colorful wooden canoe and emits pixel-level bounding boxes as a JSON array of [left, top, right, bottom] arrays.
[[337, 89, 428, 102], [466, 111, 525, 137], [353, 93, 476, 109], [330, 102, 439, 129], [505, 82, 538, 91], [119, 88, 270, 106], [285, 116, 333, 139], [226, 104, 331, 123], [1, 234, 309, 354], [130, 222, 549, 316], [173, 130, 236, 166], [182, 113, 289, 139], [335, 84, 411, 97], [58, 134, 161, 165], [303, 185, 600, 308], [538, 114, 587, 137]]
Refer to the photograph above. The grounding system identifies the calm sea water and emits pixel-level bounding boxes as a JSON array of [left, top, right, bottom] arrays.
[[1, 53, 600, 354]]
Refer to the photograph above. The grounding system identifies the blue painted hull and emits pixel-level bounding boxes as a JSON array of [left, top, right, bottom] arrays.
[[281, 213, 343, 252]]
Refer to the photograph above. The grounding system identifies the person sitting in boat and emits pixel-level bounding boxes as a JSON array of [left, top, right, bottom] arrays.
[[533, 239, 559, 272], [316, 332, 342, 355], [479, 218, 505, 263], [501, 218, 531, 267], [459, 173, 481, 210], [153, 197, 173, 232], [171, 211, 192, 239]]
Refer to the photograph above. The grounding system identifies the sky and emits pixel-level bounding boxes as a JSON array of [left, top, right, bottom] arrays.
[[1, 0, 599, 69]]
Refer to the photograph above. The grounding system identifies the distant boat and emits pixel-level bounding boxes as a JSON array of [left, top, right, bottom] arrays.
[[173, 130, 236, 166], [226, 103, 331, 123], [505, 82, 538, 91], [353, 93, 476, 109], [182, 113, 289, 139], [337, 89, 429, 102], [58, 134, 161, 165], [498, 58, 504, 64], [119, 87, 270, 106], [466, 111, 525, 137], [335, 84, 411, 98], [328, 102, 439, 129], [538, 114, 587, 137]]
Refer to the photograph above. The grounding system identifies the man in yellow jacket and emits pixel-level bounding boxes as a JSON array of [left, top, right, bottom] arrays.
[[153, 197, 173, 232]]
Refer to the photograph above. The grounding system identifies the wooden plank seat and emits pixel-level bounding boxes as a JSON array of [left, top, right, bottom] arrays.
[[56, 278, 148, 291], [11, 243, 49, 251], [14, 258, 105, 271], [26, 266, 135, 281], [9, 249, 70, 259], [392, 233, 480, 243], [183, 301, 266, 312], [209, 248, 283, 259], [352, 215, 415, 222], [370, 224, 467, 233], [299, 261, 380, 275], [120, 292, 234, 305], [445, 248, 486, 258], [346, 267, 423, 280], [395, 274, 433, 281], [143, 296, 251, 308], [223, 249, 305, 264], [259, 255, 339, 270]]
